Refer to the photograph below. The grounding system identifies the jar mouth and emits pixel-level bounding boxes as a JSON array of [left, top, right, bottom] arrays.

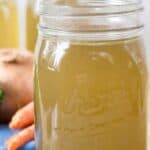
[[38, 0, 144, 40], [38, 0, 143, 16]]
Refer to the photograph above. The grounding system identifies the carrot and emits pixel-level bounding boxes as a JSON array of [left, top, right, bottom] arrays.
[[6, 125, 34, 150], [9, 102, 34, 129]]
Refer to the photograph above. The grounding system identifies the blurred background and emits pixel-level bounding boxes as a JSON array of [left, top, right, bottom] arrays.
[[0, 0, 38, 51]]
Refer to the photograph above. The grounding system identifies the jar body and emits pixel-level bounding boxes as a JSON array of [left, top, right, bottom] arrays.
[[0, 0, 19, 48], [34, 34, 148, 150]]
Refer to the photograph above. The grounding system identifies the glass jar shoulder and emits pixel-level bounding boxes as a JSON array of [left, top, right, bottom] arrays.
[[36, 36, 147, 74]]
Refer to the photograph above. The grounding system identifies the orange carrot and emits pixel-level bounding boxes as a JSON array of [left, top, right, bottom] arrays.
[[9, 102, 34, 129], [6, 125, 34, 150]]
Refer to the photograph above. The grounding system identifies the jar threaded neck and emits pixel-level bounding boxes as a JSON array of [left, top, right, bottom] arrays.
[[38, 0, 144, 40]]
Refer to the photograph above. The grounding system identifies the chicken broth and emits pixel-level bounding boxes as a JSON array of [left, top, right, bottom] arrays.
[[0, 1, 19, 48], [34, 37, 148, 150], [26, 5, 38, 51]]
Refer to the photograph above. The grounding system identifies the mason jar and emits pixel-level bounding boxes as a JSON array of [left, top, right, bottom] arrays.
[[34, 0, 149, 150], [0, 0, 19, 48], [26, 0, 38, 51]]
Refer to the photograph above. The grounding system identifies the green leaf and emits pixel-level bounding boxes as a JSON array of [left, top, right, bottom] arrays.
[[0, 89, 5, 103]]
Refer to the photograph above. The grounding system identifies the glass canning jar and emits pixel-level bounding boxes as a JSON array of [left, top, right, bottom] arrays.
[[0, 0, 19, 48], [26, 0, 38, 51], [34, 0, 149, 150]]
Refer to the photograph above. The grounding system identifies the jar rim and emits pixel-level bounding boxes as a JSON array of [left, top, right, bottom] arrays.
[[38, 0, 143, 16], [38, 0, 144, 41]]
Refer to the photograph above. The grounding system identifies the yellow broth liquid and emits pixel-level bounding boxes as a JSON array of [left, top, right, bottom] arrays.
[[26, 5, 38, 51], [34, 37, 148, 150], [0, 2, 19, 48]]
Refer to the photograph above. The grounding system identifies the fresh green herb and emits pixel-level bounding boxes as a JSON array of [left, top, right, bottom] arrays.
[[0, 89, 5, 103]]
